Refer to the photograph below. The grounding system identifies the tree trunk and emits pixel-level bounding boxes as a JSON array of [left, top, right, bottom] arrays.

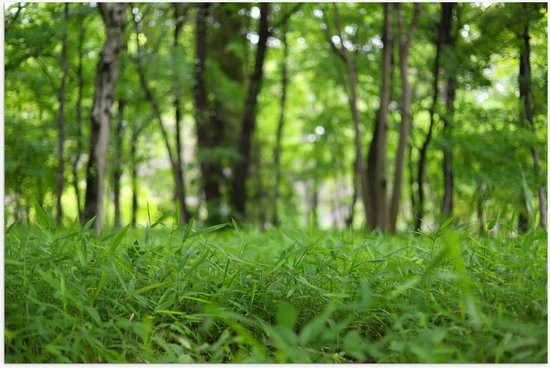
[[72, 16, 85, 223], [389, 4, 420, 232], [519, 6, 547, 230], [132, 7, 189, 226], [193, 4, 224, 225], [173, 3, 192, 224], [231, 3, 270, 220], [442, 4, 459, 218], [130, 131, 139, 227], [272, 25, 289, 227], [55, 3, 69, 225], [366, 3, 393, 231], [83, 3, 127, 232], [324, 4, 369, 229], [113, 99, 124, 228], [415, 3, 453, 231]]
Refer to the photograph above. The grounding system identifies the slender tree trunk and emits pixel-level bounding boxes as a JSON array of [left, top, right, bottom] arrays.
[[272, 25, 289, 227], [55, 3, 69, 225], [72, 18, 85, 223], [366, 3, 393, 231], [389, 4, 420, 232], [231, 3, 270, 220], [442, 4, 459, 217], [173, 3, 191, 223], [130, 131, 139, 227], [113, 99, 124, 228], [346, 157, 358, 227], [83, 3, 127, 232], [519, 6, 547, 230], [324, 4, 369, 229], [415, 3, 453, 231], [132, 8, 188, 225]]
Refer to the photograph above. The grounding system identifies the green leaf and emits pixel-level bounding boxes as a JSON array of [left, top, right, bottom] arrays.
[[276, 301, 298, 330]]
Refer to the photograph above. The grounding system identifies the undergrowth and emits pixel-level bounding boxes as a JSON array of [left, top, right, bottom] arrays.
[[4, 209, 548, 363]]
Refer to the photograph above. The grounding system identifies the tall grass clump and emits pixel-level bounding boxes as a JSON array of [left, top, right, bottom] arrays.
[[5, 209, 547, 363]]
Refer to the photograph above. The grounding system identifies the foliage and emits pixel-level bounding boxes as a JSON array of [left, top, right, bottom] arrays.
[[5, 214, 547, 363]]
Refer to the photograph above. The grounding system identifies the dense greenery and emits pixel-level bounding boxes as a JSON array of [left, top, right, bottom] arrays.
[[4, 2, 548, 363], [5, 212, 547, 363], [5, 2, 548, 231]]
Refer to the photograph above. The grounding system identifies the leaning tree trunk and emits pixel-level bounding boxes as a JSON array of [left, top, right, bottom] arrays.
[[55, 3, 69, 225], [519, 6, 547, 230], [132, 7, 189, 226], [72, 16, 85, 223], [389, 4, 420, 232], [231, 3, 270, 220], [366, 3, 393, 231], [415, 3, 453, 231], [83, 3, 127, 231]]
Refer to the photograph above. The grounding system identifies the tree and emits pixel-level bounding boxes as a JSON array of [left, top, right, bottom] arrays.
[[366, 3, 393, 230], [131, 5, 190, 226], [230, 3, 270, 220], [388, 3, 421, 232], [518, 3, 547, 230], [71, 11, 86, 223], [55, 3, 69, 225], [415, 3, 455, 231], [323, 3, 370, 230], [83, 3, 127, 231]]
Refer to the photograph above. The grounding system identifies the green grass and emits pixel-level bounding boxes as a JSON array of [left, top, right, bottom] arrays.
[[4, 213, 548, 363]]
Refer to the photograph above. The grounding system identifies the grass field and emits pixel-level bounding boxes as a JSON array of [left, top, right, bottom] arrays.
[[4, 211, 548, 363]]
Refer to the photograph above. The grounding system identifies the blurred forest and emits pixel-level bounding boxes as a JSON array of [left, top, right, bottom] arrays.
[[5, 2, 548, 233]]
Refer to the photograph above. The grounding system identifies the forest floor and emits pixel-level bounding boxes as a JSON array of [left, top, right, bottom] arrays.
[[4, 212, 548, 363]]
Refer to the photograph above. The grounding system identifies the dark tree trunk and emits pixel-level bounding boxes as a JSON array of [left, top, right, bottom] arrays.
[[415, 3, 454, 231], [193, 4, 224, 225], [72, 17, 85, 223], [519, 5, 547, 230], [366, 3, 393, 231], [130, 131, 139, 227], [83, 3, 127, 231], [272, 25, 289, 226], [113, 99, 124, 228], [442, 4, 459, 218], [231, 3, 270, 220], [389, 3, 420, 232], [55, 3, 69, 225]]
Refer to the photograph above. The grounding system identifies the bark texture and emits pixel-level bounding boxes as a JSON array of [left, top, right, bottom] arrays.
[[83, 3, 127, 231], [366, 3, 393, 230]]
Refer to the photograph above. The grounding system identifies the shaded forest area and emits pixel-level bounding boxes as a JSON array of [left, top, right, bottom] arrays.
[[4, 3, 549, 363], [5, 2, 548, 232]]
